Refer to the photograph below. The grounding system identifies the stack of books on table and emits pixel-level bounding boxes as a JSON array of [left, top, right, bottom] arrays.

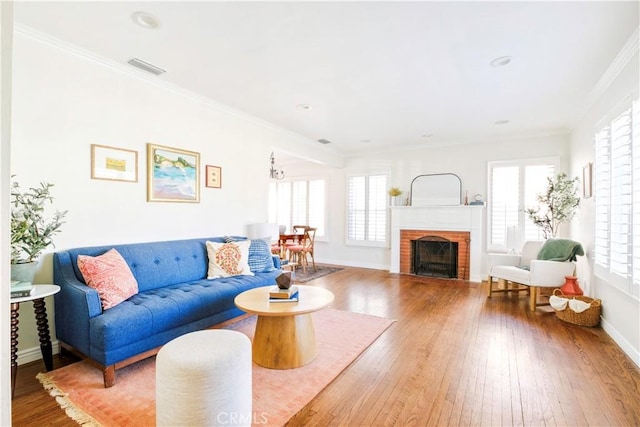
[[269, 285, 299, 303], [11, 281, 34, 298]]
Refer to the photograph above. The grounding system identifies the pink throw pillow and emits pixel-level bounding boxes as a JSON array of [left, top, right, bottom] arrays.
[[77, 249, 139, 310]]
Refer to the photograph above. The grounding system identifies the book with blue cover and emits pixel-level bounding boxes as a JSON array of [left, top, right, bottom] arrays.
[[269, 290, 299, 303]]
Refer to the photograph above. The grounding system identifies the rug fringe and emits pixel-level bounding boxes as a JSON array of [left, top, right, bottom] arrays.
[[36, 372, 103, 427]]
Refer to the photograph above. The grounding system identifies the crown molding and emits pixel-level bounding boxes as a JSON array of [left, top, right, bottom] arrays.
[[575, 26, 640, 127], [13, 23, 325, 148]]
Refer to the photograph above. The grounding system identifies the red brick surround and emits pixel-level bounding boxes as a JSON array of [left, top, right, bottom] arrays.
[[400, 229, 471, 280]]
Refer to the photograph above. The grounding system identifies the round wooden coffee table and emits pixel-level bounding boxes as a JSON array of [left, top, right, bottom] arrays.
[[234, 285, 334, 369]]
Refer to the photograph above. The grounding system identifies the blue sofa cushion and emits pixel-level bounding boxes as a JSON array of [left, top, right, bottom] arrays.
[[248, 239, 275, 273]]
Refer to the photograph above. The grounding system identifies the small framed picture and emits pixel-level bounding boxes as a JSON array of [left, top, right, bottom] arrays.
[[91, 144, 138, 182], [206, 165, 222, 188], [583, 162, 592, 199]]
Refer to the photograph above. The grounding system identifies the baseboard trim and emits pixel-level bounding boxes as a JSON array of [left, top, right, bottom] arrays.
[[16, 340, 60, 366], [600, 318, 640, 369]]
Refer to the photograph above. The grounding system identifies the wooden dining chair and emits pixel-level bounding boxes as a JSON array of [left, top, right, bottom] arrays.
[[284, 225, 308, 253], [287, 226, 316, 273], [299, 227, 317, 273]]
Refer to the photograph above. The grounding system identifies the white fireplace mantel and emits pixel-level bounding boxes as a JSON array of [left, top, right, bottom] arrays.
[[390, 205, 485, 282]]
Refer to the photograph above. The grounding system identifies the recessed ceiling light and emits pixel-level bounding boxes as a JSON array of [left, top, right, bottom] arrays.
[[132, 11, 160, 29], [421, 134, 433, 138], [296, 104, 312, 111], [494, 119, 510, 125], [490, 56, 512, 68]]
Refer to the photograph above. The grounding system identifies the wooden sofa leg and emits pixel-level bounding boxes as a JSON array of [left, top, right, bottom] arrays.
[[103, 365, 115, 388], [487, 276, 494, 297], [529, 287, 538, 311]]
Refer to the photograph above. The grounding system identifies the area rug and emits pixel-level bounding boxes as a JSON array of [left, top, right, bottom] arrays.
[[37, 309, 394, 427], [292, 265, 343, 283]]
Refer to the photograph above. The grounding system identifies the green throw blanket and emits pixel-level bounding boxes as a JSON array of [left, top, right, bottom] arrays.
[[536, 238, 584, 262]]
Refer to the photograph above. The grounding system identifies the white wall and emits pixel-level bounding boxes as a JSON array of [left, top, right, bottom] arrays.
[[569, 42, 640, 366], [10, 30, 340, 356], [286, 134, 570, 271], [1, 1, 13, 422]]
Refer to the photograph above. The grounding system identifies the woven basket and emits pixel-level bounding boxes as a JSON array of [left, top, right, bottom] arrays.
[[552, 289, 602, 327]]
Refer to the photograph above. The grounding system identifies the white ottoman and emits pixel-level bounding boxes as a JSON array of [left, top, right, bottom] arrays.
[[156, 329, 252, 427]]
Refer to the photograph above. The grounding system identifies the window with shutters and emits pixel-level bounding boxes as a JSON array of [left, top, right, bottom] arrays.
[[594, 96, 639, 298], [347, 174, 388, 246], [487, 158, 558, 252], [268, 179, 325, 237]]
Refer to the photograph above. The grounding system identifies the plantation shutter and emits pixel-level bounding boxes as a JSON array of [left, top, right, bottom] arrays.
[[490, 166, 519, 246], [523, 164, 556, 241], [308, 179, 325, 236], [632, 98, 640, 296], [291, 181, 308, 227], [268, 179, 326, 237], [610, 107, 633, 278], [368, 175, 387, 241], [347, 174, 387, 243], [594, 126, 611, 268], [594, 97, 639, 297]]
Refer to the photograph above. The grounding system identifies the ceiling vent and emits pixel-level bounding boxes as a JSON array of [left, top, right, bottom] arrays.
[[127, 58, 166, 76], [318, 139, 331, 144]]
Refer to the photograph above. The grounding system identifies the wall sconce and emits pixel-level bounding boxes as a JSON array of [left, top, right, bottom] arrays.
[[270, 152, 285, 180]]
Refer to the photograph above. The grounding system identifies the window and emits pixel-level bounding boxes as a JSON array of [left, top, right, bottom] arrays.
[[347, 174, 387, 245], [594, 96, 639, 298], [488, 158, 558, 252], [268, 179, 325, 237]]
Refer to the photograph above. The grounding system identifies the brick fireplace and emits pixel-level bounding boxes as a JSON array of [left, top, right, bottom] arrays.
[[390, 205, 485, 282], [400, 230, 471, 279]]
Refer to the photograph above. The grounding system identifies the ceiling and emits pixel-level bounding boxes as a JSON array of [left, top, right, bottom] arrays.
[[13, 1, 640, 156]]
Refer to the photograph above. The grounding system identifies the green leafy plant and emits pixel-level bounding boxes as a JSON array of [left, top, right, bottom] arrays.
[[388, 187, 403, 197], [11, 178, 68, 264], [524, 172, 580, 239]]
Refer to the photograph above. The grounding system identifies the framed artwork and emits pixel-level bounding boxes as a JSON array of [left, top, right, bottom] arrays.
[[205, 165, 222, 188], [91, 144, 138, 182], [583, 162, 592, 199], [147, 143, 200, 203]]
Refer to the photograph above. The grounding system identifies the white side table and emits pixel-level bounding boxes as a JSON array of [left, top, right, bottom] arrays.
[[10, 284, 60, 399]]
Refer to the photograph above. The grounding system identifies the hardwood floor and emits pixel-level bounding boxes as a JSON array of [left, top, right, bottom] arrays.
[[12, 266, 640, 426]]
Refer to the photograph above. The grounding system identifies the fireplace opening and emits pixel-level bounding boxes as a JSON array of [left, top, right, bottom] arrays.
[[411, 236, 458, 278]]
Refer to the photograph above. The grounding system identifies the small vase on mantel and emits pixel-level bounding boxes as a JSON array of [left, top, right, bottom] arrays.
[[560, 275, 583, 296]]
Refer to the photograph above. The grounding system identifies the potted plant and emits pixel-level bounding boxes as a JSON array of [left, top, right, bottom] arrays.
[[525, 172, 580, 239], [10, 178, 67, 283], [388, 187, 403, 206]]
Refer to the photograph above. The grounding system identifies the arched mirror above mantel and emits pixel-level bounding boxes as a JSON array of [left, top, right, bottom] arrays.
[[410, 173, 462, 206]]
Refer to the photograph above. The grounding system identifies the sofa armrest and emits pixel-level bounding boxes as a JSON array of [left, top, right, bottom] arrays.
[[272, 255, 281, 269], [53, 252, 103, 356], [529, 260, 575, 286]]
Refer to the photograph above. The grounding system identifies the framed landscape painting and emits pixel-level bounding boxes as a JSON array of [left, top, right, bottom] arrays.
[[147, 143, 200, 203]]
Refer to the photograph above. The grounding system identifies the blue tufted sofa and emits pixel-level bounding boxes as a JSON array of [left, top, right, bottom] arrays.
[[53, 236, 281, 387]]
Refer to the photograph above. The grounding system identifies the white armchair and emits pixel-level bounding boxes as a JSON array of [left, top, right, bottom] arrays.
[[487, 241, 576, 311]]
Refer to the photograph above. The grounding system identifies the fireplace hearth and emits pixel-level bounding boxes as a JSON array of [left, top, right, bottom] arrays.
[[412, 236, 459, 278]]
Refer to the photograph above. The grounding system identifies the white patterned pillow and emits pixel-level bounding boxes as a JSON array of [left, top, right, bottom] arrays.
[[206, 240, 254, 279]]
